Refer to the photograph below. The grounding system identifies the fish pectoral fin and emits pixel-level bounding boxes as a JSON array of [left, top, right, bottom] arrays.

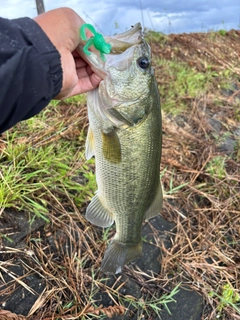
[[85, 126, 95, 160], [102, 128, 121, 163], [144, 181, 163, 221], [101, 240, 142, 274], [86, 194, 114, 228]]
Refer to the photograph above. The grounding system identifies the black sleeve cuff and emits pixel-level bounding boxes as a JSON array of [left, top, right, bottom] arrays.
[[0, 17, 63, 133]]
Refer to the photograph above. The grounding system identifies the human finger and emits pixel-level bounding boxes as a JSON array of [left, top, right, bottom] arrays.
[[74, 57, 88, 68], [66, 73, 102, 97]]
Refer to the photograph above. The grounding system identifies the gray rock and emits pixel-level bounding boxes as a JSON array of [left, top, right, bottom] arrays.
[[0, 209, 45, 248], [135, 215, 175, 274], [160, 286, 203, 320], [208, 117, 222, 134], [219, 137, 236, 154], [233, 128, 240, 136], [0, 263, 45, 316]]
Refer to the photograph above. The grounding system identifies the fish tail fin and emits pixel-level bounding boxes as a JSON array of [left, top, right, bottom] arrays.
[[101, 240, 142, 274]]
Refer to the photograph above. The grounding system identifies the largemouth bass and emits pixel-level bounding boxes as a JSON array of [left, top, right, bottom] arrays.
[[80, 23, 162, 274]]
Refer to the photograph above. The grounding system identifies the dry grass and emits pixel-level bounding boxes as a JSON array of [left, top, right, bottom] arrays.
[[0, 94, 238, 319], [158, 93, 240, 319]]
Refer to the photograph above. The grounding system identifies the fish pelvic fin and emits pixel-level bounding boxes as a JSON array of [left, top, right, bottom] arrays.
[[85, 126, 95, 160], [145, 181, 163, 221], [86, 194, 114, 227], [101, 240, 142, 274]]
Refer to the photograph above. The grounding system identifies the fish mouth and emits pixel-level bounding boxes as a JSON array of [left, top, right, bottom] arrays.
[[77, 23, 143, 79], [105, 23, 143, 53]]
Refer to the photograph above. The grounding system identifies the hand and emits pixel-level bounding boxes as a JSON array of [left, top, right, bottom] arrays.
[[55, 48, 102, 99], [34, 8, 102, 99]]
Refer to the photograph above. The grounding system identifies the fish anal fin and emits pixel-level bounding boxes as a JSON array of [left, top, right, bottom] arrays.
[[85, 126, 95, 160], [145, 181, 163, 221], [86, 194, 114, 227], [101, 240, 142, 274], [102, 128, 121, 163]]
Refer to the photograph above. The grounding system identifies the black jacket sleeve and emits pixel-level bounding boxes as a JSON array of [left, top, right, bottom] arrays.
[[0, 17, 63, 133]]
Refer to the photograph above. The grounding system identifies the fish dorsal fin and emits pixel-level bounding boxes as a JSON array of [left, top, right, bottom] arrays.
[[86, 193, 114, 227], [102, 128, 121, 163], [86, 126, 95, 160], [144, 181, 163, 221]]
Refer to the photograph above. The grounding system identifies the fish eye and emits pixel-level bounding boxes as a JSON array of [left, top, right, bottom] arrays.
[[137, 57, 150, 69]]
